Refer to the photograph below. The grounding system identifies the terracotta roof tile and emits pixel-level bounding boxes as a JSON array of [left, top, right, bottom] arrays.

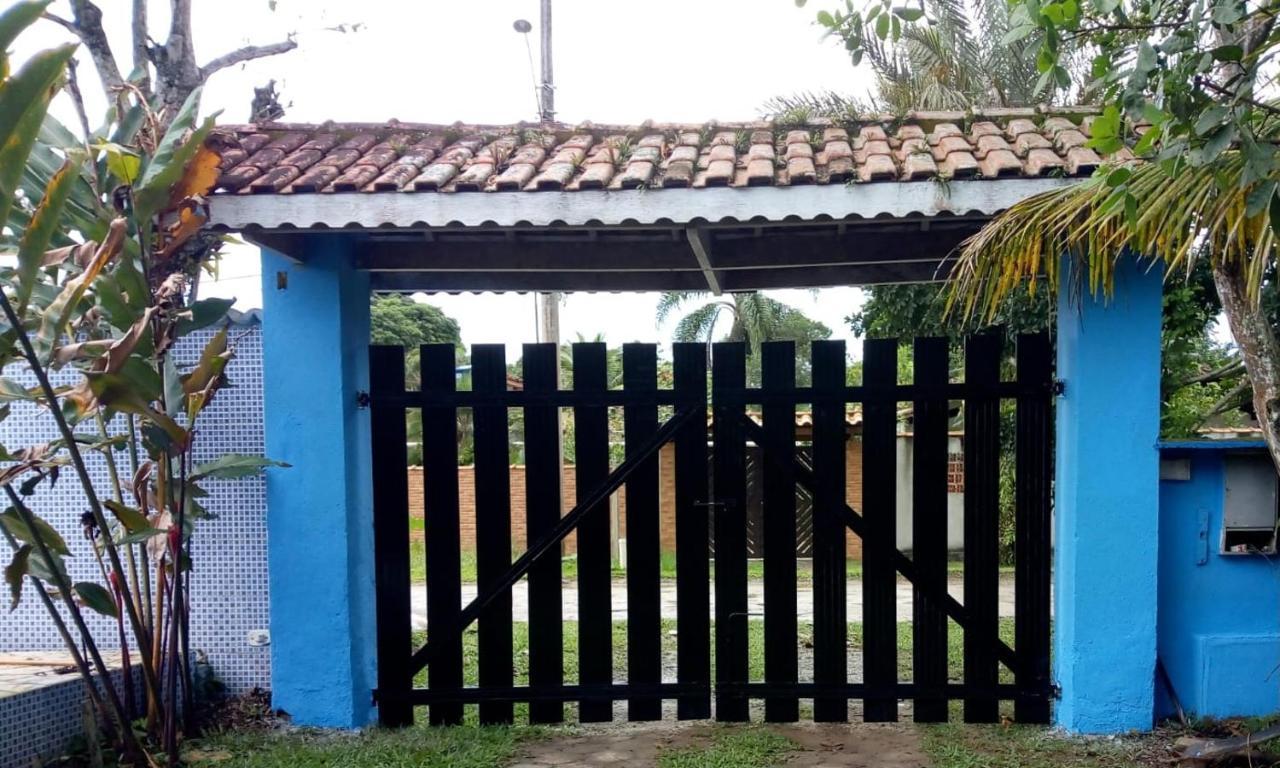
[[1066, 146, 1103, 175], [787, 156, 816, 184], [211, 112, 1114, 196], [1014, 131, 1053, 156], [616, 159, 656, 189], [974, 134, 1012, 159], [532, 162, 575, 190], [979, 149, 1023, 178], [901, 151, 938, 180], [860, 154, 897, 182], [1024, 148, 1066, 176]]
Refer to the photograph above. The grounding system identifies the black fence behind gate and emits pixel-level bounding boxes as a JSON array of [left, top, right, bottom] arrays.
[[369, 334, 1054, 727]]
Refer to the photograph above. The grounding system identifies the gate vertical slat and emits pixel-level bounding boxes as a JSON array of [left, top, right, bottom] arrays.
[[962, 332, 1002, 723], [573, 342, 614, 723], [523, 343, 564, 724], [472, 344, 514, 725], [421, 343, 464, 726], [1015, 332, 1053, 724], [811, 340, 848, 722], [623, 343, 662, 721], [761, 341, 798, 723], [370, 346, 412, 727], [673, 343, 711, 720], [912, 336, 950, 723], [861, 339, 899, 723], [712, 342, 749, 722]]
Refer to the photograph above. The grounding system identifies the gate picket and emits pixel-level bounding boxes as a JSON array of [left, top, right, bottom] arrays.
[[523, 343, 564, 724], [712, 342, 749, 722], [421, 344, 464, 725], [673, 343, 711, 720], [1015, 332, 1053, 724], [861, 339, 899, 722], [573, 343, 614, 723], [472, 344, 515, 725], [370, 346, 412, 727], [811, 340, 848, 722], [963, 332, 1003, 723], [623, 343, 663, 721], [912, 336, 950, 723], [761, 342, 799, 723]]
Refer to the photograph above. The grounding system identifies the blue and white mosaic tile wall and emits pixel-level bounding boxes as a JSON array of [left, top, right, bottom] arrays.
[[0, 664, 143, 768], [0, 312, 271, 694]]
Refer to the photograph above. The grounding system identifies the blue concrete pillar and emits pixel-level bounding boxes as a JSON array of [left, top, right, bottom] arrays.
[[260, 237, 375, 728], [1054, 256, 1163, 733]]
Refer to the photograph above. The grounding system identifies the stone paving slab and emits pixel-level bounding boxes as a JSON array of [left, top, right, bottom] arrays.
[[510, 721, 930, 767], [412, 575, 1020, 629]]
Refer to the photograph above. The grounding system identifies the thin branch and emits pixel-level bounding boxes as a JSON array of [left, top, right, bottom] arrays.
[[64, 59, 102, 198], [40, 12, 78, 35], [1198, 76, 1280, 117], [132, 0, 151, 91], [68, 0, 125, 95], [200, 38, 297, 79]]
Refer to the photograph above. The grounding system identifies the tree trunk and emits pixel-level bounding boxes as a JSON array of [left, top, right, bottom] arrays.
[[1212, 260, 1280, 472]]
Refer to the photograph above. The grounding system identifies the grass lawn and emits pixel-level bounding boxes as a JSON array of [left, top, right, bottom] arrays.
[[409, 545, 1008, 585], [188, 618, 1046, 768], [191, 726, 530, 768], [659, 728, 795, 768], [921, 724, 1152, 767]]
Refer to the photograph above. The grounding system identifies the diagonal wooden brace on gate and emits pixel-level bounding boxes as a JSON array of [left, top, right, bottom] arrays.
[[739, 416, 1019, 672], [407, 405, 702, 675]]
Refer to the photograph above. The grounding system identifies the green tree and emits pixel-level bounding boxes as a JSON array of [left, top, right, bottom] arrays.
[[805, 0, 1280, 470], [656, 291, 832, 384], [369, 295, 465, 463], [370, 294, 462, 349]]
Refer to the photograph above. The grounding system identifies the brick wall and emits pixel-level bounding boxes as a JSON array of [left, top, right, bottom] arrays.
[[411, 437, 868, 559]]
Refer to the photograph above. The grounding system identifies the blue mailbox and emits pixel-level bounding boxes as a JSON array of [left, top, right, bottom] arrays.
[[1158, 440, 1280, 720]]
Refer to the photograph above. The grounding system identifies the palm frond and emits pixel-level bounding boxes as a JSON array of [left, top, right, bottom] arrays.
[[656, 291, 706, 326], [947, 154, 1271, 321], [672, 302, 724, 343]]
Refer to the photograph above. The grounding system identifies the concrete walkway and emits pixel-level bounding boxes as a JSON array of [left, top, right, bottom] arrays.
[[410, 575, 1018, 630]]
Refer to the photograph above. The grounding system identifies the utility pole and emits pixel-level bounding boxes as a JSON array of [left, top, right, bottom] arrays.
[[539, 0, 555, 123], [536, 0, 561, 386], [535, 1, 567, 535]]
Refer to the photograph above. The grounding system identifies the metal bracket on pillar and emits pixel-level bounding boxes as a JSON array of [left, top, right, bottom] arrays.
[[685, 226, 722, 295]]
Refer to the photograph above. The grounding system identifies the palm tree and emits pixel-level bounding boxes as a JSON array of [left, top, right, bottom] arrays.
[[657, 292, 831, 383], [767, 0, 1074, 121]]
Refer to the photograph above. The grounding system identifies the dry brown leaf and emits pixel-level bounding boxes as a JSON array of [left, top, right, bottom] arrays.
[[158, 201, 207, 260], [165, 134, 229, 210]]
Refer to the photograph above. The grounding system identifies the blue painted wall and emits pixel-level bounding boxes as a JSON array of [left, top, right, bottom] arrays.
[[260, 238, 377, 728], [1158, 444, 1280, 719], [1054, 258, 1164, 733]]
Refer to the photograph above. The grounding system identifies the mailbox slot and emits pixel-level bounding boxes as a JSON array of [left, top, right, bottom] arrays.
[[1222, 452, 1279, 555]]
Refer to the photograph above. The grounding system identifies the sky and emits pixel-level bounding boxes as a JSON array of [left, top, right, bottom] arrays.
[[19, 1, 880, 353]]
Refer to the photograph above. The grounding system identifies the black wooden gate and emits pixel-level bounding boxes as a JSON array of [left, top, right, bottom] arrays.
[[369, 334, 1054, 726]]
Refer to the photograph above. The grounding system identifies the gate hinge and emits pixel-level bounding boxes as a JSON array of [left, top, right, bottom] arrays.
[[1049, 682, 1063, 700], [356, 391, 371, 409], [1052, 379, 1066, 396]]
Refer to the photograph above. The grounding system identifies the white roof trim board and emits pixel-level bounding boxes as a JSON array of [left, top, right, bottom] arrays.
[[208, 177, 1079, 231]]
